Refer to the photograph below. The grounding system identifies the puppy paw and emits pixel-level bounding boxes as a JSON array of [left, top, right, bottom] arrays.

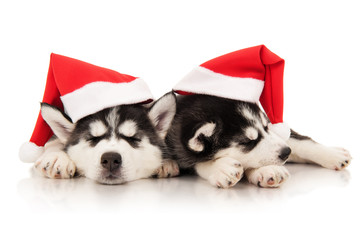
[[153, 159, 180, 178], [34, 151, 76, 179], [196, 157, 244, 189], [246, 165, 289, 188], [319, 147, 351, 170]]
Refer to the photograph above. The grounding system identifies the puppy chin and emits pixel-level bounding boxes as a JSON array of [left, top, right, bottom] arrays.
[[96, 175, 125, 185], [89, 170, 125, 185]]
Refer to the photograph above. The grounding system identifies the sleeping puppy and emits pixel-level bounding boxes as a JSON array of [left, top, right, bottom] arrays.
[[34, 93, 179, 184], [165, 94, 352, 188]]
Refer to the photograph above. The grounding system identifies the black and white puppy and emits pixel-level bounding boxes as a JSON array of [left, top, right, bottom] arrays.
[[165, 94, 352, 188], [34, 93, 179, 184]]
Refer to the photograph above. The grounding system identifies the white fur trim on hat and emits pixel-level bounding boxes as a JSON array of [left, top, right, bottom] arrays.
[[19, 142, 44, 163], [173, 66, 264, 102], [61, 77, 153, 122], [268, 122, 290, 141]]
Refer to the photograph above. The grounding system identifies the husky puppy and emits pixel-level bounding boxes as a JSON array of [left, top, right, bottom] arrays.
[[34, 93, 179, 185], [166, 94, 352, 188]]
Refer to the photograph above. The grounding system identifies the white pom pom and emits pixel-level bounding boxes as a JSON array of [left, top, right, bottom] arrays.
[[19, 142, 44, 163], [268, 122, 291, 141]]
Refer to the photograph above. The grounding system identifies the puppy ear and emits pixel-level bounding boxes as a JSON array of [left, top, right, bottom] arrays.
[[148, 92, 176, 139], [188, 122, 216, 152], [41, 103, 74, 143]]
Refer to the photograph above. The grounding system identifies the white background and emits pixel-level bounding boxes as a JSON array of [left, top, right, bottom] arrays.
[[1, 0, 360, 239]]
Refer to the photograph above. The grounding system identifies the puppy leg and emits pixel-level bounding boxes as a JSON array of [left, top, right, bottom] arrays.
[[34, 138, 76, 179], [153, 159, 180, 178], [195, 157, 244, 188], [287, 130, 351, 170], [245, 165, 290, 188]]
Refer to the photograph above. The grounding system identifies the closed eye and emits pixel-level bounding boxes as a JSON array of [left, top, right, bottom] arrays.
[[239, 133, 263, 153], [86, 134, 106, 145], [239, 138, 252, 145], [120, 134, 141, 143], [239, 138, 255, 145]]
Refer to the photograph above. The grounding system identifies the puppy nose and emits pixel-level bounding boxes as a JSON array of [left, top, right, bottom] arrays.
[[279, 147, 291, 161], [101, 152, 122, 171]]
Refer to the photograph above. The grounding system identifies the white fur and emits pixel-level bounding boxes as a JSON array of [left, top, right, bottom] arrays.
[[106, 107, 119, 130], [287, 138, 351, 170], [188, 122, 216, 152], [34, 139, 76, 178], [245, 165, 290, 188], [154, 159, 180, 178], [245, 127, 258, 140], [194, 113, 289, 188], [118, 120, 137, 137], [195, 157, 244, 188], [215, 130, 288, 169], [67, 136, 162, 184], [34, 93, 178, 184], [260, 112, 269, 127], [89, 120, 107, 137], [241, 107, 256, 122]]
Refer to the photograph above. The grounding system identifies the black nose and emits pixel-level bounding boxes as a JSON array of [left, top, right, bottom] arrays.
[[101, 152, 122, 171], [279, 147, 291, 161]]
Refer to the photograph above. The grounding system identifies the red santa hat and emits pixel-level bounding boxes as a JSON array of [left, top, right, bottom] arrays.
[[173, 45, 290, 140], [19, 53, 153, 163]]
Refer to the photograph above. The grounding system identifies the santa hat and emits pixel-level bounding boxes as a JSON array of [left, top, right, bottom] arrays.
[[173, 45, 290, 140], [19, 53, 153, 163]]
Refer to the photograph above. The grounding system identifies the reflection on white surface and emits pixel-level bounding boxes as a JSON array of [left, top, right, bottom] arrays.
[[8, 159, 361, 240], [16, 163, 352, 213]]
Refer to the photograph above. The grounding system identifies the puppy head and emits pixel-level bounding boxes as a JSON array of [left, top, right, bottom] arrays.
[[41, 92, 176, 184], [187, 101, 291, 169]]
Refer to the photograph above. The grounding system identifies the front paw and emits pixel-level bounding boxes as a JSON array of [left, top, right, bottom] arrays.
[[153, 159, 180, 178], [319, 147, 351, 170], [196, 157, 244, 189], [34, 151, 76, 179], [246, 165, 290, 188]]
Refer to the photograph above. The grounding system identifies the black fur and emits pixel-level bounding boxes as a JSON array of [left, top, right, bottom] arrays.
[[165, 94, 267, 168], [290, 129, 312, 141]]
